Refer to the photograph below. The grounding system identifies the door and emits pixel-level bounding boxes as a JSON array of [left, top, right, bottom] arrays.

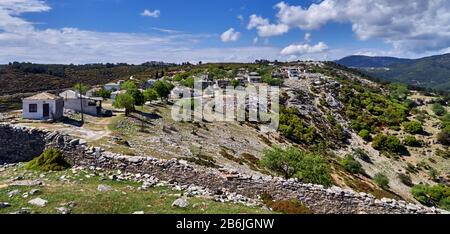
[[43, 103, 50, 118]]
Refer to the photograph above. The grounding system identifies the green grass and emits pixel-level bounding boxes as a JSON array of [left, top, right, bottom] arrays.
[[0, 165, 273, 214]]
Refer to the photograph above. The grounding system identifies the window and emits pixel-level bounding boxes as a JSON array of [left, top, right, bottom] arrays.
[[29, 104, 38, 113]]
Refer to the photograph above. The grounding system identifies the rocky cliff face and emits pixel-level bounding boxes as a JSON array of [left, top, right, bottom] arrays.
[[0, 124, 444, 214]]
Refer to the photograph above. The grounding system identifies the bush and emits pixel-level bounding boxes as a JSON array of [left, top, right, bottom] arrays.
[[411, 184, 450, 211], [402, 121, 423, 134], [260, 193, 311, 214], [437, 126, 450, 146], [279, 108, 319, 145], [398, 173, 414, 187], [358, 129, 371, 141], [372, 134, 403, 153], [260, 147, 332, 186], [340, 154, 364, 174], [404, 135, 422, 147], [432, 103, 447, 116], [25, 148, 71, 172], [373, 173, 390, 190], [353, 148, 372, 163]]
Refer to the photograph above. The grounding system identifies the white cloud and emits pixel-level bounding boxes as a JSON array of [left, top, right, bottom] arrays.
[[221, 28, 240, 42], [253, 37, 259, 44], [141, 9, 160, 18], [274, 0, 450, 53], [247, 14, 288, 37], [304, 33, 311, 42], [0, 1, 285, 64], [281, 42, 328, 55], [151, 27, 182, 34]]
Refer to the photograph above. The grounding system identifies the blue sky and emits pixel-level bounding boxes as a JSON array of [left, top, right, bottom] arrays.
[[0, 0, 449, 64]]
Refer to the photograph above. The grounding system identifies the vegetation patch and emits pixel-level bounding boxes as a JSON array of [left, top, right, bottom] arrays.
[[260, 193, 311, 214], [340, 154, 364, 174], [260, 147, 333, 186], [411, 184, 450, 211], [25, 148, 71, 172], [373, 173, 390, 190]]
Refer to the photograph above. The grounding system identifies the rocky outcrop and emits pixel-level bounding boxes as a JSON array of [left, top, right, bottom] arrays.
[[0, 124, 445, 214]]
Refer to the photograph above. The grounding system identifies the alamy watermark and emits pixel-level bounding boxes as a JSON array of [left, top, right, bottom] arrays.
[[171, 77, 280, 133]]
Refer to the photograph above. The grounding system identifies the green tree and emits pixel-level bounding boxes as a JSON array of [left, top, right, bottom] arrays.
[[73, 83, 90, 123], [373, 173, 390, 190], [153, 80, 174, 101], [230, 79, 240, 88], [340, 154, 364, 174], [113, 92, 135, 116], [260, 147, 332, 186], [143, 88, 158, 103], [260, 147, 303, 180], [127, 89, 145, 106], [92, 88, 111, 99], [120, 80, 138, 91]]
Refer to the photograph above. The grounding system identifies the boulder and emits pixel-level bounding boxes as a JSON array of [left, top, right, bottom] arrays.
[[28, 198, 48, 207], [172, 198, 189, 208], [97, 184, 112, 192]]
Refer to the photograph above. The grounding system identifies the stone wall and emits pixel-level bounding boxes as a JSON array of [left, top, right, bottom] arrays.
[[0, 124, 79, 164], [0, 124, 444, 214]]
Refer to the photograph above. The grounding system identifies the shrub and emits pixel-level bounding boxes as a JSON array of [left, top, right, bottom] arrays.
[[278, 108, 319, 145], [353, 148, 372, 163], [437, 126, 450, 146], [398, 173, 414, 187], [373, 173, 390, 190], [340, 154, 364, 174], [402, 121, 423, 134], [428, 168, 439, 181], [411, 184, 450, 211], [432, 103, 447, 116], [372, 134, 403, 153], [260, 193, 311, 214], [25, 148, 71, 172], [260, 147, 332, 186], [358, 129, 371, 141], [403, 135, 422, 147]]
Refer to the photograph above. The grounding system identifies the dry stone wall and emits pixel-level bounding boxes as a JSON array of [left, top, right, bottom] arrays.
[[0, 124, 445, 214]]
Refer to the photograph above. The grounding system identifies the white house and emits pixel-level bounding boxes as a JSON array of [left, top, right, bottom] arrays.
[[246, 72, 261, 83], [59, 90, 103, 116], [104, 80, 125, 91], [287, 68, 300, 80], [22, 92, 64, 120], [111, 90, 126, 101]]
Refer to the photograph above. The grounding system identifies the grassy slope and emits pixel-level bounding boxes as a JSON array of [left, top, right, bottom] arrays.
[[0, 165, 273, 214]]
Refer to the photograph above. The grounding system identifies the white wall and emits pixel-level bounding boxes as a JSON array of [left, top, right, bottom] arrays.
[[22, 99, 64, 120]]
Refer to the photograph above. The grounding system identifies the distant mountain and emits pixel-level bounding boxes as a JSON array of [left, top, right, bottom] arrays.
[[336, 55, 412, 68], [337, 54, 450, 92]]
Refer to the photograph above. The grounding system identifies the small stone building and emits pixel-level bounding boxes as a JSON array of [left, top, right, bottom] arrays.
[[59, 90, 103, 116], [22, 92, 64, 120]]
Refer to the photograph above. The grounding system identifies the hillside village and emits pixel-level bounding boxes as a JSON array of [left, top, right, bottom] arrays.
[[0, 60, 449, 214]]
